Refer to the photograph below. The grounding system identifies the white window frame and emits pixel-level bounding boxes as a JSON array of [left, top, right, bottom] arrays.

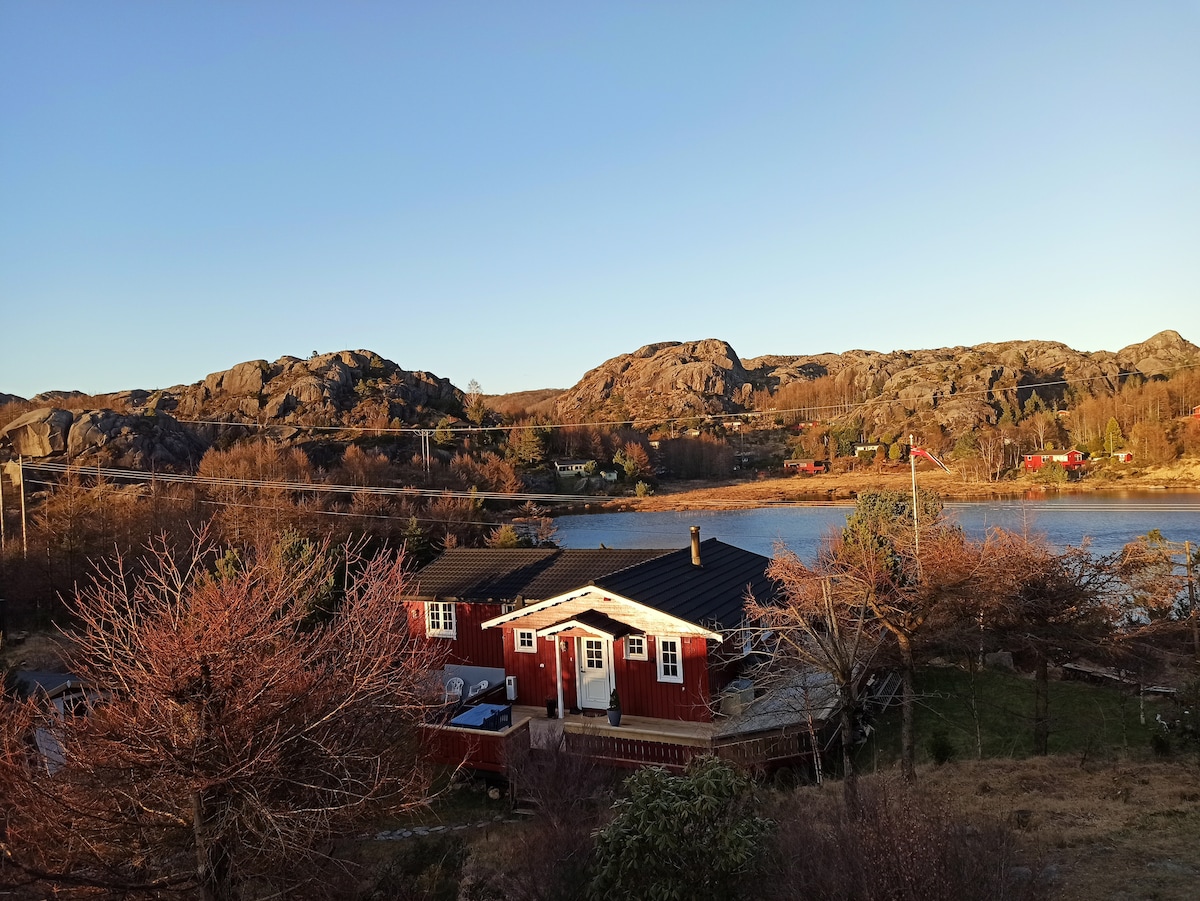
[[515, 628, 537, 653], [625, 634, 647, 660], [425, 601, 456, 639], [655, 636, 683, 684]]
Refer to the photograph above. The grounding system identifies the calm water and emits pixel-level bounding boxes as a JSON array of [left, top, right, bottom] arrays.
[[553, 490, 1200, 560]]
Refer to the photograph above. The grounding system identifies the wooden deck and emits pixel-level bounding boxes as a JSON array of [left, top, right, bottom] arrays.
[[425, 704, 812, 774], [510, 704, 807, 771], [511, 705, 716, 744]]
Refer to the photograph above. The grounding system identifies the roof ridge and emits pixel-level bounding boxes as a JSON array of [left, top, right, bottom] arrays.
[[584, 546, 676, 583]]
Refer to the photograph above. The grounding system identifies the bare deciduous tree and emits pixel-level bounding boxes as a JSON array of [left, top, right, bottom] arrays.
[[0, 532, 444, 900], [751, 545, 889, 807], [977, 529, 1119, 755]]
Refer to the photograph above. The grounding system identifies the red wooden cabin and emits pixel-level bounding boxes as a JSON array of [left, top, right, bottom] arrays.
[[1022, 449, 1088, 472], [408, 530, 824, 773]]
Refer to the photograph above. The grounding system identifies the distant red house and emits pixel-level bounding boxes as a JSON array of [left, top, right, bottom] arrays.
[[784, 458, 827, 474], [1193, 404, 1200, 419], [1023, 449, 1088, 472]]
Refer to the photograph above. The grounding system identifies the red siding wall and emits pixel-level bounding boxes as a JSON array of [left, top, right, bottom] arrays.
[[504, 630, 577, 709], [407, 601, 505, 668], [612, 635, 712, 723], [496, 629, 710, 720]]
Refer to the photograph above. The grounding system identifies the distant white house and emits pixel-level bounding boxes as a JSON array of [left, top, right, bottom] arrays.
[[554, 459, 593, 477]]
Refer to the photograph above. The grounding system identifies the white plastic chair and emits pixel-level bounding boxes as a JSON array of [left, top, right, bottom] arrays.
[[444, 677, 464, 703], [467, 679, 489, 699]]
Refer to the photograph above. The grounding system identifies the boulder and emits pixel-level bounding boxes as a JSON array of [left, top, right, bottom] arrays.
[[204, 360, 269, 397], [67, 410, 123, 456], [0, 408, 74, 456]]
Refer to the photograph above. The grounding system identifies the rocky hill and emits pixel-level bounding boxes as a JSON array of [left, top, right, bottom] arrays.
[[0, 351, 463, 469], [3, 333, 1197, 469], [553, 330, 1200, 434]]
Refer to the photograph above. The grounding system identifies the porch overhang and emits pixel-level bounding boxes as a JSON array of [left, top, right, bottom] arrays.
[[480, 588, 721, 641], [534, 609, 641, 641]]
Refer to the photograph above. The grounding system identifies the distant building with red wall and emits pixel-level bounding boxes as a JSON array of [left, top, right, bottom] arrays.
[[1023, 449, 1088, 472]]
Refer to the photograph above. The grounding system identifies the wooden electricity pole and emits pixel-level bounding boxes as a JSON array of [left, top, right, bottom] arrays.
[[19, 456, 28, 559]]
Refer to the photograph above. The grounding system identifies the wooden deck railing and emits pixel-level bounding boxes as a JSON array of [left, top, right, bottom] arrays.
[[564, 731, 706, 771], [422, 716, 532, 774]]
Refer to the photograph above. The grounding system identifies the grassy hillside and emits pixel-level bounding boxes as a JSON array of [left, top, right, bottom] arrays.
[[859, 665, 1163, 768]]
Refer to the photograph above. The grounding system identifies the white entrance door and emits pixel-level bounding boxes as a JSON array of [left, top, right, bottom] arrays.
[[578, 637, 612, 709]]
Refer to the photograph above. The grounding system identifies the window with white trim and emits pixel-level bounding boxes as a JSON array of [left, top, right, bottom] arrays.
[[656, 636, 683, 683], [425, 602, 456, 639], [515, 629, 536, 653], [625, 635, 647, 660]]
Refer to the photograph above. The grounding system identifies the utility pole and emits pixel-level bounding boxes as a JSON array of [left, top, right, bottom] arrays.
[[19, 456, 28, 559], [419, 430, 432, 479]]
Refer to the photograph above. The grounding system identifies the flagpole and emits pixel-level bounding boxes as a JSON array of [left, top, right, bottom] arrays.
[[910, 433, 919, 560]]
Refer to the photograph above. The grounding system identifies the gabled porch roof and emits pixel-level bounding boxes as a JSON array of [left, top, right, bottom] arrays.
[[533, 608, 641, 640], [480, 587, 722, 641]]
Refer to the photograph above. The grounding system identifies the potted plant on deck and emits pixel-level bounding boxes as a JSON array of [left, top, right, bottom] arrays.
[[607, 688, 622, 727]]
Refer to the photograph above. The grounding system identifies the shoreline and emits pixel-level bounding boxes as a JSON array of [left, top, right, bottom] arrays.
[[565, 465, 1200, 515]]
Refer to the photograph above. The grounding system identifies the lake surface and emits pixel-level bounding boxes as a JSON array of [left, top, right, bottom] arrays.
[[553, 490, 1200, 560]]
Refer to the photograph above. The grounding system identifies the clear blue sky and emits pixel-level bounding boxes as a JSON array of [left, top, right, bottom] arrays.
[[2, 2, 1197, 399]]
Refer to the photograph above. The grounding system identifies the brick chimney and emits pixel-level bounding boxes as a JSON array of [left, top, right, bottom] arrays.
[[690, 526, 701, 566]]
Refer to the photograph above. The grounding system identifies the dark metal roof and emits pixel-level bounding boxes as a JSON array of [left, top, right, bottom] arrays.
[[593, 538, 778, 630], [411, 548, 671, 603]]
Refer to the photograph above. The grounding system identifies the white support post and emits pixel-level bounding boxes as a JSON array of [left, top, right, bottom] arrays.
[[554, 636, 565, 720]]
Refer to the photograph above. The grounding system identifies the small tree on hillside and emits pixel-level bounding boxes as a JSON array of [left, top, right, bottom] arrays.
[[977, 529, 1119, 755], [838, 489, 974, 782], [506, 424, 547, 466], [0, 532, 444, 900], [613, 441, 652, 480], [750, 545, 889, 806], [464, 379, 489, 427], [1104, 416, 1125, 455]]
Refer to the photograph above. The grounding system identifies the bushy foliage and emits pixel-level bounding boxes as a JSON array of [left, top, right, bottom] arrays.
[[0, 533, 443, 900], [587, 757, 773, 901]]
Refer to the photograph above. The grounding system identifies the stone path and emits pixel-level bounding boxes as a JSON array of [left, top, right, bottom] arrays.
[[372, 813, 522, 842]]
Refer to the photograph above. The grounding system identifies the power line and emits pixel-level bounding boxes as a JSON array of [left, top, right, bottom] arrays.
[[19, 460, 622, 506], [19, 475, 554, 532]]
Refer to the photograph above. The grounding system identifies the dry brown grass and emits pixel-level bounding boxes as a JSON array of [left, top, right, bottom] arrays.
[[0, 631, 76, 672], [606, 462, 1200, 512], [905, 756, 1200, 900]]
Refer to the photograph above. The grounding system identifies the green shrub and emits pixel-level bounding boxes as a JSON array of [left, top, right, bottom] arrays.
[[588, 757, 772, 901], [927, 730, 957, 765]]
